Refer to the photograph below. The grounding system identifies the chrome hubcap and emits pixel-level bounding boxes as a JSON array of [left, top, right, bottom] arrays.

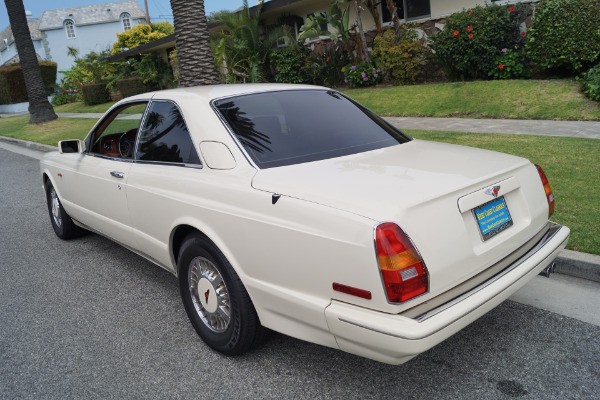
[[50, 188, 62, 228], [188, 256, 231, 333]]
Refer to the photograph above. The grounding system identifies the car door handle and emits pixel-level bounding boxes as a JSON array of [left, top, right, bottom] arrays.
[[110, 171, 125, 179]]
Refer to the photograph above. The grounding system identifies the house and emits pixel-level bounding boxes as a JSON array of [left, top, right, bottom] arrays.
[[109, 0, 538, 64], [0, 0, 147, 82]]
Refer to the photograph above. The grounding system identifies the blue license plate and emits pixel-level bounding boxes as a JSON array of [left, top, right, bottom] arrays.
[[473, 196, 513, 241]]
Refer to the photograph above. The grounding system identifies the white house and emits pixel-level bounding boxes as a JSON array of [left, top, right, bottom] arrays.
[[0, 0, 147, 83]]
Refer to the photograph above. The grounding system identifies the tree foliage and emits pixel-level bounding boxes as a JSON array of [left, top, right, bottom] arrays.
[[111, 24, 169, 54]]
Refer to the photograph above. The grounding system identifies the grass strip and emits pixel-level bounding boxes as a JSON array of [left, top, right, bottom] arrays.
[[343, 80, 600, 121]]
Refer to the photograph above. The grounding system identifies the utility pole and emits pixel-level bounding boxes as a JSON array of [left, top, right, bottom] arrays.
[[144, 0, 151, 25]]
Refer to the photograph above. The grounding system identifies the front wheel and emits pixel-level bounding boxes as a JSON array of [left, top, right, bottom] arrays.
[[44, 180, 84, 240], [178, 233, 265, 355]]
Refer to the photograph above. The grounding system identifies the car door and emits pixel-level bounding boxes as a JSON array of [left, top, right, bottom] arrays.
[[67, 101, 149, 248], [125, 100, 203, 269]]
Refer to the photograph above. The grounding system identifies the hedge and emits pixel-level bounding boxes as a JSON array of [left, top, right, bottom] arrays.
[[81, 83, 110, 105], [0, 61, 57, 104]]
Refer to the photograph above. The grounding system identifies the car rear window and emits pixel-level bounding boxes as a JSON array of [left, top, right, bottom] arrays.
[[213, 90, 411, 169]]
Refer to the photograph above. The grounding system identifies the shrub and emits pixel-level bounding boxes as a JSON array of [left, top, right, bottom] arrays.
[[112, 24, 168, 54], [342, 62, 381, 88], [429, 4, 527, 80], [117, 77, 155, 98], [526, 0, 600, 74], [81, 83, 110, 105], [0, 62, 57, 104], [372, 29, 427, 85], [51, 91, 81, 106], [270, 45, 311, 84], [307, 44, 350, 87], [488, 48, 530, 79], [580, 64, 600, 101]]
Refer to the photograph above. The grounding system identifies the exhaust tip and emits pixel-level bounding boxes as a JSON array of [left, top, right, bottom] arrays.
[[539, 262, 556, 278]]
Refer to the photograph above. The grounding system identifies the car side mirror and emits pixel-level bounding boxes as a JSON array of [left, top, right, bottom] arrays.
[[58, 139, 85, 154], [199, 141, 237, 170]]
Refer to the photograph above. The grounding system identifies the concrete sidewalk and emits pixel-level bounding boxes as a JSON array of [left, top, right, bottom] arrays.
[[385, 116, 600, 139], [2, 112, 599, 139]]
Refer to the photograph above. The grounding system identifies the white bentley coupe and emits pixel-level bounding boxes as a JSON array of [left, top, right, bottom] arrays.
[[40, 84, 569, 364]]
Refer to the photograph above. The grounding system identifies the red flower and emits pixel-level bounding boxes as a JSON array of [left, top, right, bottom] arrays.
[[476, 17, 479, 20], [521, 31, 526, 37], [468, 10, 472, 15], [467, 26, 473, 31], [453, 30, 459, 36], [499, 64, 505, 69], [509, 6, 515, 12], [468, 33, 474, 39]]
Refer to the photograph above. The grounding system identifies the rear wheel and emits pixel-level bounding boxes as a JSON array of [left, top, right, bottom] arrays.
[[44, 180, 84, 240], [178, 233, 265, 355]]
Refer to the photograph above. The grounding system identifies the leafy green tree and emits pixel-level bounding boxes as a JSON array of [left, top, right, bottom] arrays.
[[212, 0, 294, 83], [112, 24, 168, 54]]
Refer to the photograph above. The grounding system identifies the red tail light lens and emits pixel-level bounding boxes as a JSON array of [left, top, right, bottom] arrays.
[[535, 165, 555, 217], [375, 223, 428, 303]]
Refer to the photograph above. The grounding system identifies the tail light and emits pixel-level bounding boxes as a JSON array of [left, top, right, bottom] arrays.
[[535, 165, 555, 217], [375, 223, 428, 303]]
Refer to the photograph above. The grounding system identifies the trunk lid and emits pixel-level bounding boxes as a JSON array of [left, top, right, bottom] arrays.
[[252, 140, 550, 298]]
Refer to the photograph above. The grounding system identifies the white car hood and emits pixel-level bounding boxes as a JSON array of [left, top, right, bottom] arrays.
[[251, 139, 530, 222]]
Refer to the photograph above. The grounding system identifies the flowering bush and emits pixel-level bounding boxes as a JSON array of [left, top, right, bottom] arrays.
[[342, 63, 381, 88], [372, 28, 428, 85], [488, 48, 530, 79], [580, 64, 600, 101], [525, 0, 600, 73], [429, 4, 528, 80]]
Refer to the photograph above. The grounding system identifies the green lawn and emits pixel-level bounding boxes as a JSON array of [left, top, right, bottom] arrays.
[[0, 114, 597, 255], [343, 80, 600, 120]]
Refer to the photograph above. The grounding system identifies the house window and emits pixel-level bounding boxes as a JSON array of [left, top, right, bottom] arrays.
[[381, 0, 431, 23], [65, 20, 76, 39], [121, 13, 132, 31]]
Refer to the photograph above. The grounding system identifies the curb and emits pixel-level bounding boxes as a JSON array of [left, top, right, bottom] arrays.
[[1, 135, 599, 284], [0, 136, 57, 153]]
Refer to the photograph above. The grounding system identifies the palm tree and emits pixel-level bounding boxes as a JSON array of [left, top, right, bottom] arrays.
[[170, 0, 220, 87], [4, 0, 57, 123]]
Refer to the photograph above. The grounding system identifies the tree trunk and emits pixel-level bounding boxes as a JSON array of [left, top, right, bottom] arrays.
[[353, 0, 371, 64], [170, 0, 221, 87], [4, 0, 57, 124], [386, 0, 402, 38]]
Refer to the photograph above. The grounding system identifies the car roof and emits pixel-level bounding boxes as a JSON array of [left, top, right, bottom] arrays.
[[121, 83, 329, 104]]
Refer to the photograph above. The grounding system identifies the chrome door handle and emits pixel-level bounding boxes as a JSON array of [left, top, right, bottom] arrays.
[[110, 171, 125, 179]]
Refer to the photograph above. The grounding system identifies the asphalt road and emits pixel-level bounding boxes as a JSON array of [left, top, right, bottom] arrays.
[[1, 147, 599, 400]]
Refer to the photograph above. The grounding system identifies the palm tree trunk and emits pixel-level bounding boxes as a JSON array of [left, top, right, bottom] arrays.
[[170, 0, 221, 87], [4, 0, 57, 123], [353, 0, 371, 64]]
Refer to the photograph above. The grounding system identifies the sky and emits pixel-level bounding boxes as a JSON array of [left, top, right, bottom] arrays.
[[0, 0, 249, 29]]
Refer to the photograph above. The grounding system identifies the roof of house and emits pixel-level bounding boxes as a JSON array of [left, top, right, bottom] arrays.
[[38, 0, 145, 30], [0, 18, 42, 52]]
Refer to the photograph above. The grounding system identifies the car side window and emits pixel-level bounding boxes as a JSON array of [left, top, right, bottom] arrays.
[[136, 101, 200, 165], [89, 102, 148, 159]]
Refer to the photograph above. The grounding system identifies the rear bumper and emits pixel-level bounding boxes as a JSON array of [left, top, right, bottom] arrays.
[[324, 222, 570, 365]]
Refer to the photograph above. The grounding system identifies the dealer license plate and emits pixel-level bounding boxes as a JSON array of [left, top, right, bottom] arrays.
[[473, 196, 513, 241]]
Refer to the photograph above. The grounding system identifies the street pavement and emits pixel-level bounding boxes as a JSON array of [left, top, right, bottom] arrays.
[[1, 145, 599, 399]]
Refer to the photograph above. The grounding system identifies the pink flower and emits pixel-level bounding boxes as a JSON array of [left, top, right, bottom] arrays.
[[453, 30, 459, 36], [467, 26, 473, 31], [363, 77, 368, 81], [468, 33, 474, 39], [501, 48, 507, 53]]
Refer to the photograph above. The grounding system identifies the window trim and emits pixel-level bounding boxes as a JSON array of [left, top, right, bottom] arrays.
[[121, 13, 132, 31], [133, 99, 203, 168], [64, 20, 76, 39]]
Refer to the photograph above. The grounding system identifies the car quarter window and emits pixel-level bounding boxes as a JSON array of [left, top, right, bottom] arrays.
[[89, 102, 148, 159], [136, 101, 201, 165]]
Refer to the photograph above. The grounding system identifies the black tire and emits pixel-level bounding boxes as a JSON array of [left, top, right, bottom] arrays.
[[44, 180, 84, 240], [178, 232, 265, 355]]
